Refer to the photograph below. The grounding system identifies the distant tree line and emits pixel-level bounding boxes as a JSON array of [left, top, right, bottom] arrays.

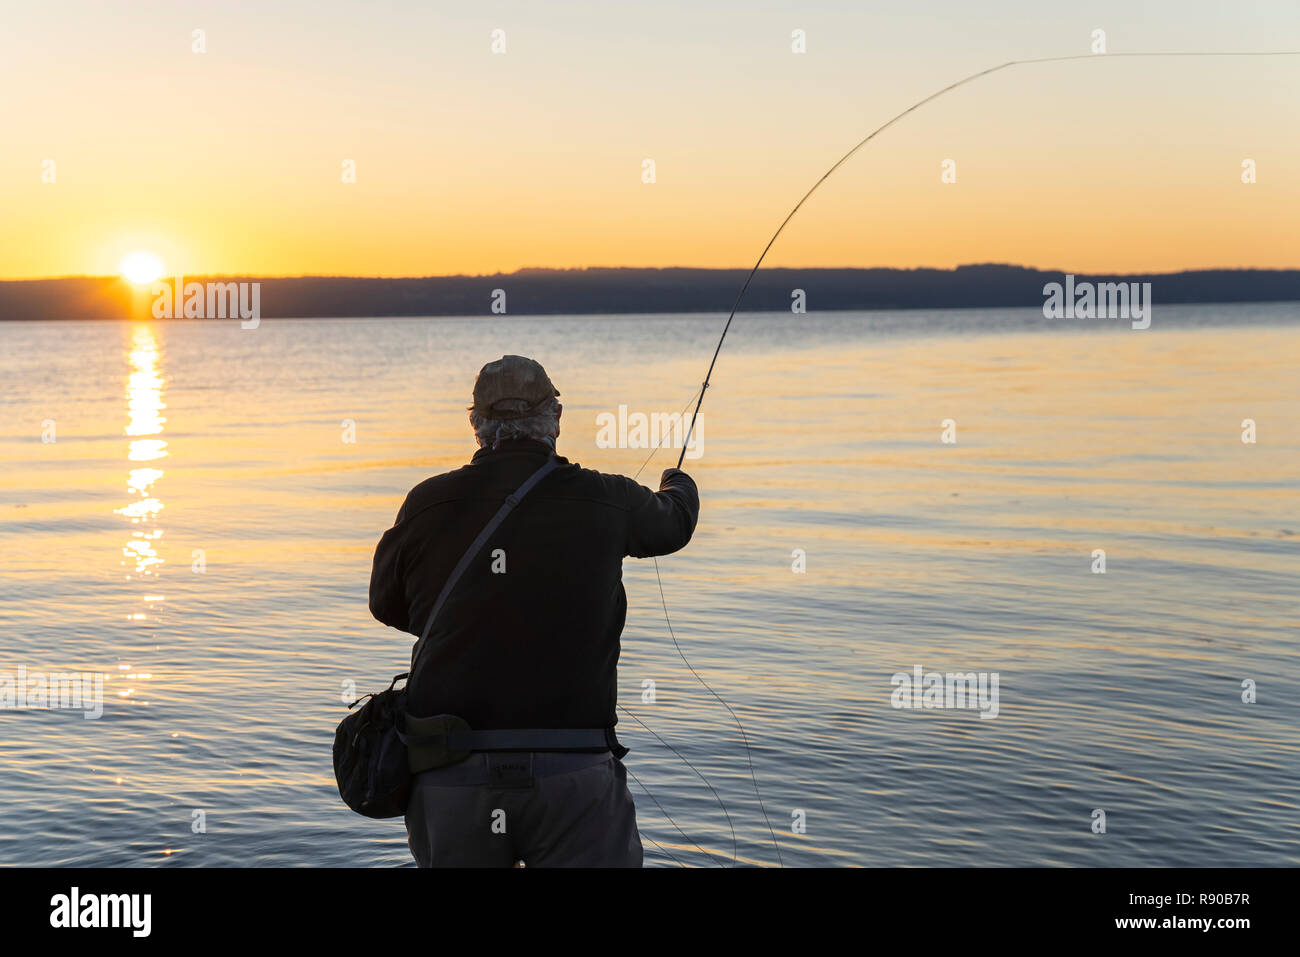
[[1, 265, 1296, 320]]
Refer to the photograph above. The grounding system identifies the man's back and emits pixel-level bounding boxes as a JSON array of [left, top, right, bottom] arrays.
[[369, 437, 699, 730]]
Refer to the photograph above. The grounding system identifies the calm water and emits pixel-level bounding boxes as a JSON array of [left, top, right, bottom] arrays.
[[0, 304, 1297, 867]]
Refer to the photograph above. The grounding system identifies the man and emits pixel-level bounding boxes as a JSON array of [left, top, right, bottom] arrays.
[[369, 355, 699, 867]]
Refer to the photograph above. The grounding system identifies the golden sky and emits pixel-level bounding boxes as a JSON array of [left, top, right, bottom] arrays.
[[1, 1, 1297, 279]]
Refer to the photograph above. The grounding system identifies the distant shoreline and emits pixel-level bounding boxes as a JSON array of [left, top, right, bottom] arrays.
[[8, 302, 1298, 326], [1, 265, 1297, 321]]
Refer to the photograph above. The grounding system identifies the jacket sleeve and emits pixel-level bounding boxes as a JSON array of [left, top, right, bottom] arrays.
[[369, 502, 412, 634], [625, 468, 700, 558]]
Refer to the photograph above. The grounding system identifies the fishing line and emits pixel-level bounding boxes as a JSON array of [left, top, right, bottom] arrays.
[[623, 764, 713, 866], [621, 386, 748, 866], [653, 555, 784, 865], [646, 48, 1300, 869], [639, 831, 688, 869], [632, 385, 704, 481], [620, 703, 737, 865]]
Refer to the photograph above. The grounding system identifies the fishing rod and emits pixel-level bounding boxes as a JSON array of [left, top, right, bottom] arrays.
[[651, 47, 1300, 868], [675, 48, 1300, 462]]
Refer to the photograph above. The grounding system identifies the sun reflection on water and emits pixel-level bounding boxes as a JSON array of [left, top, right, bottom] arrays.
[[114, 326, 167, 611]]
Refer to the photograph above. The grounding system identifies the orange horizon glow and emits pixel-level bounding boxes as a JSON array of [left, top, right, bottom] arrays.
[[3, 7, 1297, 281]]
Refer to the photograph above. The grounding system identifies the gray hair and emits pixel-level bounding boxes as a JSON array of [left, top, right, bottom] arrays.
[[469, 396, 561, 449]]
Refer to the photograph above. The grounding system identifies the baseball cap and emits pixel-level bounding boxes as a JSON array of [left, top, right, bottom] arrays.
[[469, 355, 561, 419]]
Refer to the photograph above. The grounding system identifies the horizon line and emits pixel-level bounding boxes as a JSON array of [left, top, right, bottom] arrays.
[[5, 262, 1300, 283]]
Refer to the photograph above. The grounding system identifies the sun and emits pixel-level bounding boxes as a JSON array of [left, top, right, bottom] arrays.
[[120, 251, 166, 286]]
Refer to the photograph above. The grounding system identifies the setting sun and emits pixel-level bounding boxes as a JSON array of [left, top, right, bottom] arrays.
[[120, 251, 165, 286]]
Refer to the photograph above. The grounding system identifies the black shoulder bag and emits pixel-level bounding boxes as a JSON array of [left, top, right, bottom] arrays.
[[332, 456, 559, 819]]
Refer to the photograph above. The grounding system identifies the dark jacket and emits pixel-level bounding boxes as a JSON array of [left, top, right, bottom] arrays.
[[369, 437, 699, 730]]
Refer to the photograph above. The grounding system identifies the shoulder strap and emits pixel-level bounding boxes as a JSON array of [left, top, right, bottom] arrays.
[[409, 455, 559, 674]]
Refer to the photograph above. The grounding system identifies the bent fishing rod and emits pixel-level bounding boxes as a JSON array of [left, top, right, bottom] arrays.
[[675, 48, 1300, 463]]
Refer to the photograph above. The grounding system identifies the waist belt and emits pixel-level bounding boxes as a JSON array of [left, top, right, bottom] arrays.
[[442, 728, 613, 751], [400, 712, 628, 774]]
